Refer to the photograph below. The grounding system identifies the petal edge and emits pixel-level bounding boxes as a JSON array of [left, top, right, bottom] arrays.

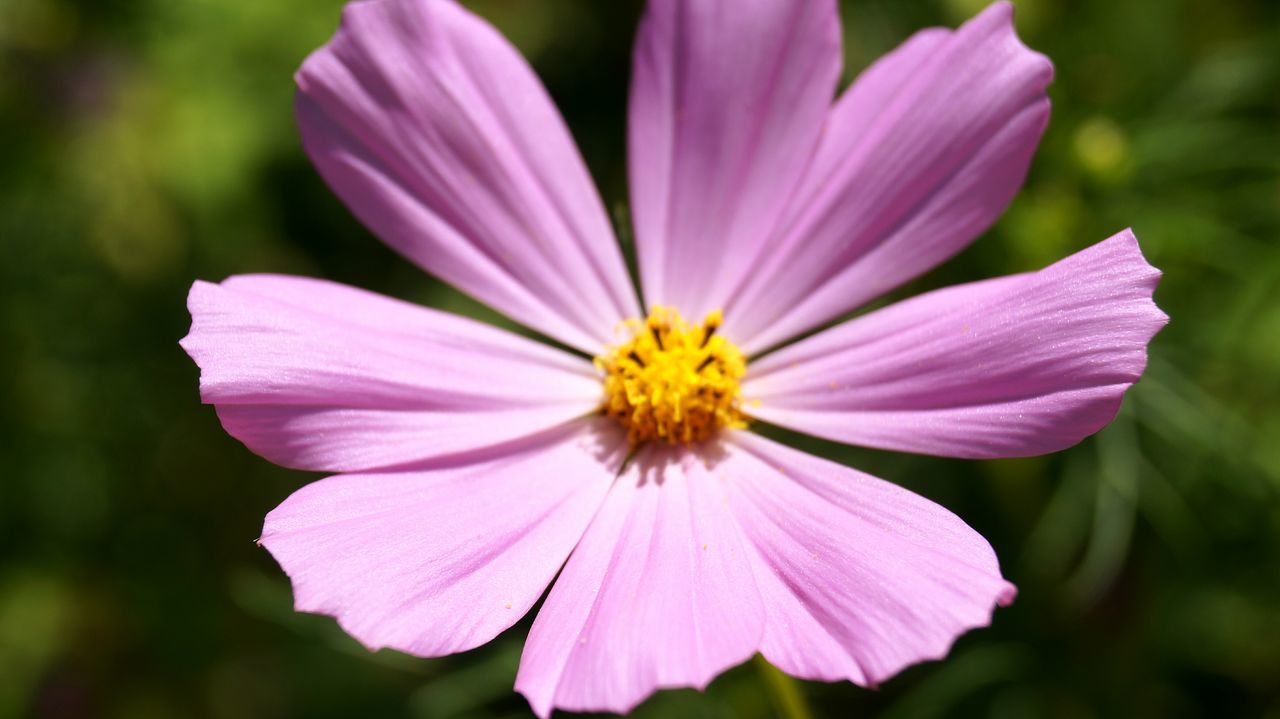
[[745, 229, 1167, 459]]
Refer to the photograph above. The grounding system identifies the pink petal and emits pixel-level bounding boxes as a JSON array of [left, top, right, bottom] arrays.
[[722, 430, 1016, 686], [727, 1, 1053, 353], [180, 275, 600, 472], [259, 418, 626, 658], [296, 0, 638, 354], [628, 0, 842, 319], [744, 230, 1167, 459], [515, 444, 765, 718]]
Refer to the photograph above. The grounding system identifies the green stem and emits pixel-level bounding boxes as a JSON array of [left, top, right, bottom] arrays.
[[754, 655, 813, 719]]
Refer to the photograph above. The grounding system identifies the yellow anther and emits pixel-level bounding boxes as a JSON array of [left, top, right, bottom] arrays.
[[596, 307, 748, 446]]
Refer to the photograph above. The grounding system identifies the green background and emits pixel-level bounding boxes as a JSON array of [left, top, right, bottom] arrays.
[[2, 0, 1278, 716]]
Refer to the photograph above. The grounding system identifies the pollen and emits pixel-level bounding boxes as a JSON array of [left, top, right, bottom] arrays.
[[595, 307, 748, 445]]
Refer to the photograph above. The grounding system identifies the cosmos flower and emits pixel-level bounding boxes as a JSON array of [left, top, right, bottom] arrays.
[[180, 0, 1166, 715]]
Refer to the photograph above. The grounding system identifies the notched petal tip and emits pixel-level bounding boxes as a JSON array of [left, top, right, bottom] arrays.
[[258, 419, 622, 661], [291, 0, 639, 352], [179, 279, 226, 401], [1106, 228, 1171, 332], [984, 0, 1055, 85], [725, 434, 1015, 689], [184, 274, 603, 472], [514, 443, 766, 718], [856, 567, 1015, 687], [1116, 226, 1169, 284], [726, 0, 1056, 353], [294, 0, 396, 90], [180, 278, 216, 322], [746, 226, 1171, 459]]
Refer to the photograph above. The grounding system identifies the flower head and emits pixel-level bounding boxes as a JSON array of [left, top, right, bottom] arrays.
[[598, 307, 747, 445], [180, 0, 1166, 716]]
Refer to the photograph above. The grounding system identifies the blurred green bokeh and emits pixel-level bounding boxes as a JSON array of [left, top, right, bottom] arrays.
[[2, 0, 1278, 717]]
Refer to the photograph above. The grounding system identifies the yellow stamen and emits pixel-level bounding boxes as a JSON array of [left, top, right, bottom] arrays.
[[595, 307, 748, 445]]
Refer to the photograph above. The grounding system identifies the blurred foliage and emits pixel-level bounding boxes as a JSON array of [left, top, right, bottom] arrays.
[[1, 0, 1278, 717]]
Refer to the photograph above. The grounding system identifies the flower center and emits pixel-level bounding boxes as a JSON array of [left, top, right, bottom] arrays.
[[596, 307, 748, 445]]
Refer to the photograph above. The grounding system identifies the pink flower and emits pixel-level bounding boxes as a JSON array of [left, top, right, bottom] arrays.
[[180, 0, 1166, 715]]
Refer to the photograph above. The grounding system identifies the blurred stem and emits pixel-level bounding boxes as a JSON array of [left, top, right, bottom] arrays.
[[1066, 413, 1139, 607], [753, 655, 813, 719]]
